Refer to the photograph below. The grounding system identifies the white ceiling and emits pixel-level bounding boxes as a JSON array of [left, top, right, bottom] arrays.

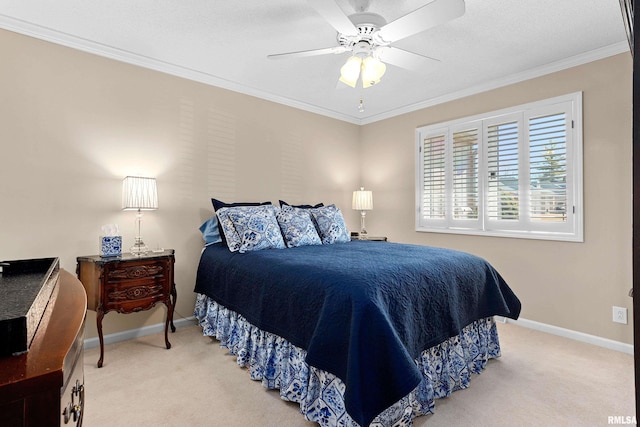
[[0, 0, 629, 124]]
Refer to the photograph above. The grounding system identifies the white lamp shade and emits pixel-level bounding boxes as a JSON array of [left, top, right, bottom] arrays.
[[361, 56, 386, 88], [122, 176, 158, 210], [352, 188, 373, 211], [339, 56, 362, 88]]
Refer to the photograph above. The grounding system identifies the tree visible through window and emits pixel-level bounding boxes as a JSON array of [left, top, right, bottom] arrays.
[[529, 113, 567, 222]]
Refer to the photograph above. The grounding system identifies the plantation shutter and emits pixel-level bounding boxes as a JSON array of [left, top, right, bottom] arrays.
[[528, 111, 568, 223], [452, 127, 480, 220], [486, 116, 520, 222], [421, 132, 447, 221], [415, 92, 582, 241]]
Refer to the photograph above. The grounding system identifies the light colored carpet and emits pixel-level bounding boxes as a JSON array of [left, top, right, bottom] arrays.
[[83, 322, 635, 426]]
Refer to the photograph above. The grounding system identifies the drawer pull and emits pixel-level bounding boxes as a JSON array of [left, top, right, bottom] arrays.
[[63, 403, 82, 423], [63, 380, 84, 424]]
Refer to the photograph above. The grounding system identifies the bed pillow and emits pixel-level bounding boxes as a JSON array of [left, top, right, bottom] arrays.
[[279, 200, 324, 209], [217, 205, 285, 253], [216, 208, 243, 251], [211, 199, 272, 246], [309, 204, 350, 245], [199, 215, 222, 246], [276, 205, 322, 248]]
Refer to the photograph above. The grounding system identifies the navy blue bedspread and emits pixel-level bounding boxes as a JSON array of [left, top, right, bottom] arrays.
[[194, 240, 520, 426]]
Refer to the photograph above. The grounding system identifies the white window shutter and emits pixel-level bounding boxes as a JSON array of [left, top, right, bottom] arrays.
[[416, 92, 582, 242]]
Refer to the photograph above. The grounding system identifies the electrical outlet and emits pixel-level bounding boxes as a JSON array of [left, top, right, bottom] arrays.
[[613, 306, 628, 324]]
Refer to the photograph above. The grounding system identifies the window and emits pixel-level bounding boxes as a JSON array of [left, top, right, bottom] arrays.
[[416, 92, 583, 242]]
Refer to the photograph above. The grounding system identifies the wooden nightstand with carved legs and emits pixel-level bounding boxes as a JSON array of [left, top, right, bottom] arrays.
[[77, 250, 176, 368]]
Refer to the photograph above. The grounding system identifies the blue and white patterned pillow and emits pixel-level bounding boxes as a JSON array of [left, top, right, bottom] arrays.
[[217, 205, 286, 253], [216, 208, 243, 251], [309, 204, 350, 245], [276, 205, 322, 248]]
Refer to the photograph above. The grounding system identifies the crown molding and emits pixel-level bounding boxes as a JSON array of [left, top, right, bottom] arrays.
[[360, 41, 630, 124], [1, 14, 628, 126], [0, 14, 362, 125]]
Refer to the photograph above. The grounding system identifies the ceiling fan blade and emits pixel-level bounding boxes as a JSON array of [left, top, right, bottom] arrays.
[[307, 0, 359, 36], [376, 0, 465, 43], [377, 46, 440, 71], [268, 46, 349, 59]]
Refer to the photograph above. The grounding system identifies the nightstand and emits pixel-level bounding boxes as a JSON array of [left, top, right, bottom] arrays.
[[76, 250, 176, 368]]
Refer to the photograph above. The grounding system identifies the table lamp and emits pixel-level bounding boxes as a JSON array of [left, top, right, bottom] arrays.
[[122, 176, 158, 255], [352, 187, 373, 238]]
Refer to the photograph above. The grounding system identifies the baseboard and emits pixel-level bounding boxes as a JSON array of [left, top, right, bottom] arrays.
[[83, 316, 198, 350], [495, 316, 634, 355]]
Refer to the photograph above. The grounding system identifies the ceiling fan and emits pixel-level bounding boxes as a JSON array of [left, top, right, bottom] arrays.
[[268, 0, 465, 88]]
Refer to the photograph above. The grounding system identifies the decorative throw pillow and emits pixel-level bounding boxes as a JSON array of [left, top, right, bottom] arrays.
[[216, 208, 244, 251], [199, 215, 222, 246], [211, 199, 272, 246], [309, 204, 350, 245], [276, 205, 322, 248], [217, 205, 285, 253]]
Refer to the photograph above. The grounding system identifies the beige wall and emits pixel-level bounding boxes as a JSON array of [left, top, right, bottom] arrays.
[[0, 29, 360, 339], [361, 53, 633, 344], [1, 28, 633, 345]]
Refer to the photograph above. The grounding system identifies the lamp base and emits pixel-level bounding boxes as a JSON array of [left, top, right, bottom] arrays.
[[359, 211, 368, 238], [130, 209, 149, 256], [130, 238, 149, 256]]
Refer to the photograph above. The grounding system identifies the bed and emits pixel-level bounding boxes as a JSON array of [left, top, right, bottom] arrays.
[[193, 201, 520, 426]]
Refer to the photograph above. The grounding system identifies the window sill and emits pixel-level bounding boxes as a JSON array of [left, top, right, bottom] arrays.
[[415, 226, 583, 243]]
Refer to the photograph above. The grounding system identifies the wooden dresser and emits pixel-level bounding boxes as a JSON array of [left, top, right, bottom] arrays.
[[0, 269, 87, 426]]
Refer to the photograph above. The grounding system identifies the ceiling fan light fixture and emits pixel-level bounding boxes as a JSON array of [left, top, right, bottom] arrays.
[[361, 55, 386, 88], [339, 56, 362, 88], [270, 0, 464, 93]]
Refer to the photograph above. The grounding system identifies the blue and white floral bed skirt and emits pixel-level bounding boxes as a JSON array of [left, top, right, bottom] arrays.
[[194, 293, 501, 427]]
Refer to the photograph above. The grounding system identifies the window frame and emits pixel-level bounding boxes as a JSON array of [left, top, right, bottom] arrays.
[[415, 92, 583, 242]]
